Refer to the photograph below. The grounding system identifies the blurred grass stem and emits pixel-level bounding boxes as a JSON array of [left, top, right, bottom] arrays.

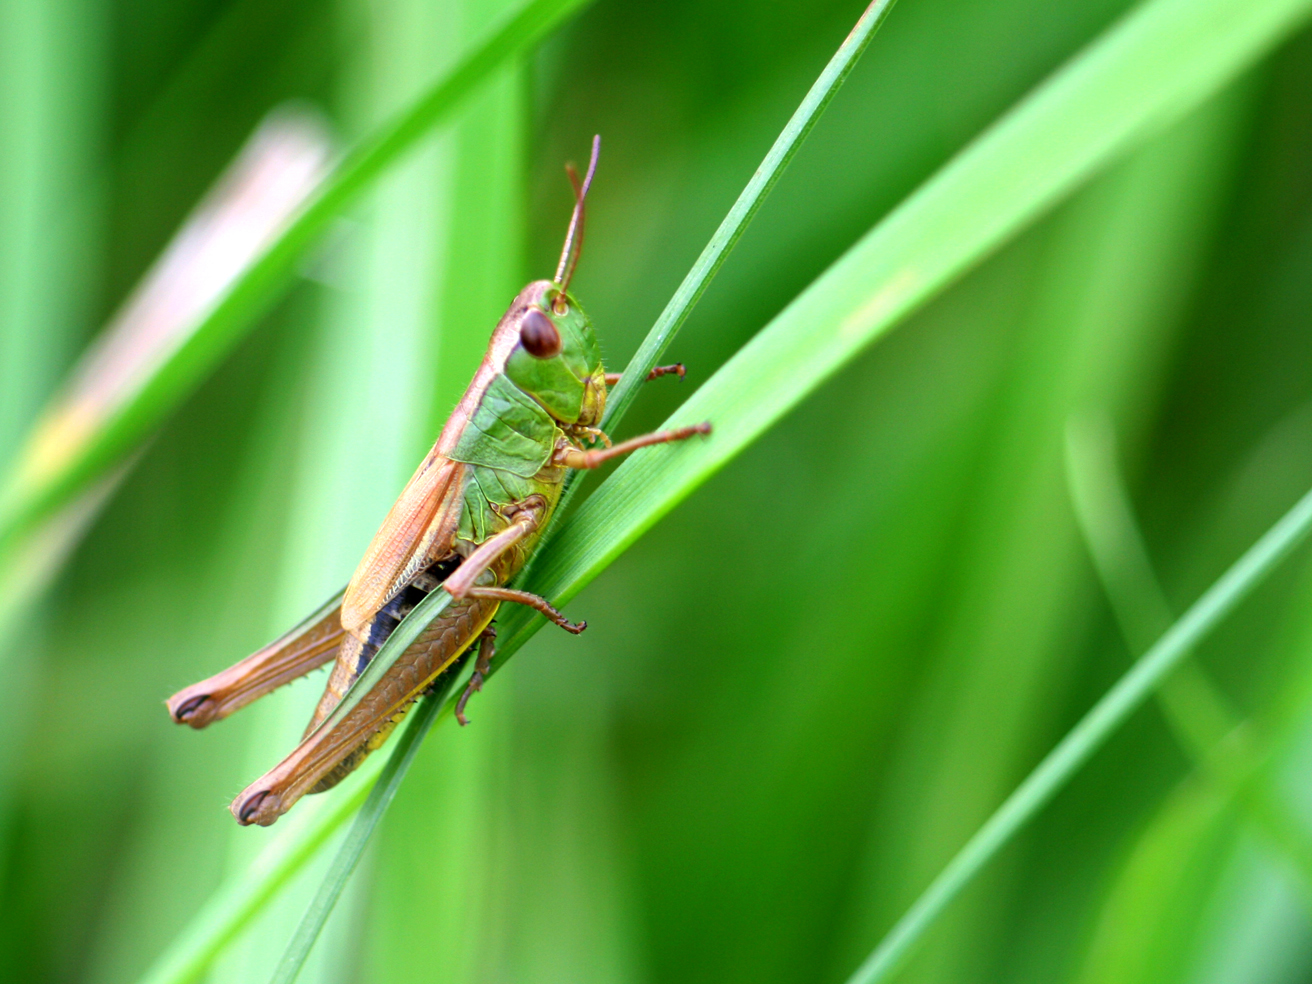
[[844, 484, 1312, 984], [1064, 414, 1312, 900]]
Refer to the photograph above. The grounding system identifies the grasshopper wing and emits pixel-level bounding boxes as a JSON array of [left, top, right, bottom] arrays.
[[340, 448, 467, 638]]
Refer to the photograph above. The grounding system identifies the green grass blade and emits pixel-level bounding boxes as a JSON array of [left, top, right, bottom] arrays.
[[844, 484, 1312, 984], [309, 590, 455, 739], [0, 0, 593, 554], [1064, 416, 1236, 756], [0, 114, 331, 645], [494, 0, 1312, 661], [291, 0, 1312, 949], [127, 589, 462, 984], [267, 677, 452, 984], [259, 2, 905, 970], [601, 0, 900, 430]]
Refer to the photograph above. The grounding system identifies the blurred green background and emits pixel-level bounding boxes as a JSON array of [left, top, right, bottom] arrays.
[[4, 0, 1312, 982]]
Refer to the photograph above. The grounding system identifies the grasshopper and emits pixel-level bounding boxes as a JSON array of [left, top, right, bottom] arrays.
[[166, 137, 708, 826]]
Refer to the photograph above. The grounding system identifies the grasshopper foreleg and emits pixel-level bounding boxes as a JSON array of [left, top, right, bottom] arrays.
[[555, 422, 710, 470], [604, 363, 685, 386], [455, 625, 497, 726]]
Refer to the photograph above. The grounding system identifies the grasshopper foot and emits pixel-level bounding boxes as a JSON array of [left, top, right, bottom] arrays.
[[650, 363, 685, 381], [168, 692, 217, 728], [456, 672, 484, 726]]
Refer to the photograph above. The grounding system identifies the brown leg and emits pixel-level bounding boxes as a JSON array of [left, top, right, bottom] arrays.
[[456, 625, 497, 726], [465, 586, 586, 634], [443, 511, 537, 598], [604, 363, 685, 386], [555, 422, 710, 470], [167, 597, 345, 728]]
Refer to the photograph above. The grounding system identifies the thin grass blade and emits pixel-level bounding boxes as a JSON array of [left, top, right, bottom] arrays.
[[516, 0, 897, 600], [267, 676, 454, 984], [844, 483, 1312, 983], [524, 0, 901, 583], [305, 590, 456, 742], [1064, 414, 1312, 900], [601, 0, 900, 429], [146, 3, 903, 974], [261, 0, 905, 970]]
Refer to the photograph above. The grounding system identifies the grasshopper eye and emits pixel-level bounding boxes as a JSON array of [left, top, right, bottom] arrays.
[[521, 308, 562, 359]]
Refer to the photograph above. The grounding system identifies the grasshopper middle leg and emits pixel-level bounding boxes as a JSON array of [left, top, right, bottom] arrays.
[[464, 586, 585, 633], [441, 506, 586, 635], [455, 625, 497, 726]]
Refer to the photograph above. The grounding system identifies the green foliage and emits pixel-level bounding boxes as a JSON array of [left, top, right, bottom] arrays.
[[3, 0, 1312, 983]]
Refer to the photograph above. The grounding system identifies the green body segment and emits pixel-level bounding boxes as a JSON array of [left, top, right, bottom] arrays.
[[450, 373, 558, 477]]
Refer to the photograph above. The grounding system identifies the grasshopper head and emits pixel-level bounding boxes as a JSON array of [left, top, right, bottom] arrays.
[[504, 136, 607, 426], [504, 283, 606, 426]]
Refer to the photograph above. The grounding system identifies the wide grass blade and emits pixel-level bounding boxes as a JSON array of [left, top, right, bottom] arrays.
[[0, 0, 593, 555], [494, 0, 1312, 662], [132, 756, 386, 984], [290, 0, 1312, 966], [0, 113, 330, 645], [843, 483, 1312, 983]]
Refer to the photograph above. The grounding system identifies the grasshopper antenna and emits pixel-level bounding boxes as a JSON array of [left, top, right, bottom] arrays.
[[553, 134, 600, 294]]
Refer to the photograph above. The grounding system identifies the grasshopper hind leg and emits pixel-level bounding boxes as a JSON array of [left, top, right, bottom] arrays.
[[305, 559, 462, 794], [167, 592, 345, 728], [305, 617, 482, 794]]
